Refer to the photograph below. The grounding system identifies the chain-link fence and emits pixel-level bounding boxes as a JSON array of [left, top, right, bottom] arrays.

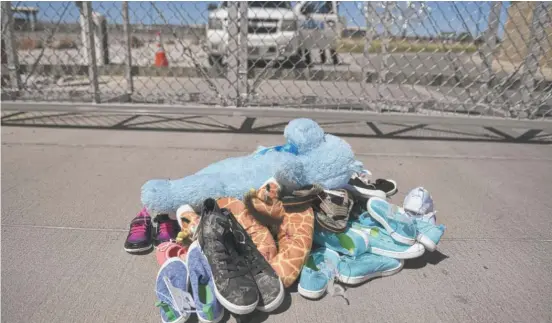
[[1, 1, 551, 125]]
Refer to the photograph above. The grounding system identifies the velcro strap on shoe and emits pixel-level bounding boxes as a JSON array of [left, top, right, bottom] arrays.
[[281, 184, 324, 207], [318, 189, 352, 219]]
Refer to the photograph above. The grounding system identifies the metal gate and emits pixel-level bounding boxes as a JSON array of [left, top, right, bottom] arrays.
[[1, 1, 551, 129]]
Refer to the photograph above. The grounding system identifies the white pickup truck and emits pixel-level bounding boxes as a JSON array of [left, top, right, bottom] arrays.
[[205, 1, 342, 66]]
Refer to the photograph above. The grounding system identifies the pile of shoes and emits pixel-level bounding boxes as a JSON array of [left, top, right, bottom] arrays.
[[124, 168, 446, 322], [300, 171, 446, 300]]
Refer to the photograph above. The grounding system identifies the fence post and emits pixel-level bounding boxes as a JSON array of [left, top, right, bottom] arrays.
[[479, 1, 501, 105], [93, 12, 109, 65], [380, 2, 392, 84], [362, 2, 377, 111], [226, 2, 239, 106], [520, 2, 547, 118], [122, 1, 134, 99], [79, 1, 100, 103], [237, 1, 249, 106], [377, 1, 392, 111], [2, 1, 22, 95]]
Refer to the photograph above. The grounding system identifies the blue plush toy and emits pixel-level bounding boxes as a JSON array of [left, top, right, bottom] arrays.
[[141, 118, 363, 213]]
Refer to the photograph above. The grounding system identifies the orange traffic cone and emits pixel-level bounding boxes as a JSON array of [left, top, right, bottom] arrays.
[[154, 32, 169, 67]]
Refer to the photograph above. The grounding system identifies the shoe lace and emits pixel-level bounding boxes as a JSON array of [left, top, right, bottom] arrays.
[[240, 241, 267, 275], [320, 259, 349, 305], [213, 219, 251, 279], [138, 207, 150, 217], [159, 219, 175, 234], [225, 212, 268, 275], [156, 276, 196, 317], [129, 219, 148, 235]]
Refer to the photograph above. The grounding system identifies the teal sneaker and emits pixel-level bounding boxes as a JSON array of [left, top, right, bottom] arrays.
[[367, 197, 417, 245], [298, 248, 341, 299], [352, 214, 425, 259], [337, 252, 403, 285], [415, 219, 446, 252], [313, 224, 370, 256]]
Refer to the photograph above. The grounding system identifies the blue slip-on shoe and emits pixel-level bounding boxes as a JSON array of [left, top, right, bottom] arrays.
[[414, 219, 446, 252], [352, 214, 425, 259], [186, 241, 224, 323], [297, 247, 341, 299], [337, 252, 403, 285], [367, 197, 417, 245], [156, 258, 195, 323], [313, 223, 370, 257]]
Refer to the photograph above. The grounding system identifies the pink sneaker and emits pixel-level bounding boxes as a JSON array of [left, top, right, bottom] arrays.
[[153, 214, 178, 246], [155, 241, 188, 266], [124, 208, 153, 254]]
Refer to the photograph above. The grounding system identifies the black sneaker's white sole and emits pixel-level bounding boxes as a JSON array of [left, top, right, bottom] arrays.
[[202, 243, 258, 315], [256, 278, 285, 312], [124, 244, 153, 253], [212, 282, 258, 315], [385, 179, 398, 197]]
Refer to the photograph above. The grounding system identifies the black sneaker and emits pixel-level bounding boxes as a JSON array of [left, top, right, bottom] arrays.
[[197, 198, 259, 315], [223, 208, 285, 313], [345, 173, 397, 198]]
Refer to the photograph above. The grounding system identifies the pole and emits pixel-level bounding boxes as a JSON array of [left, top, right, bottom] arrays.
[[479, 1, 501, 105], [520, 2, 547, 118], [226, 2, 239, 105], [237, 1, 249, 106], [80, 1, 100, 103], [362, 2, 377, 111], [2, 2, 22, 94], [122, 1, 134, 98]]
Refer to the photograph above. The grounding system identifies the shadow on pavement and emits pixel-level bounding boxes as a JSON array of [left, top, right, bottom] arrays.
[[1, 112, 550, 144], [404, 250, 449, 270]]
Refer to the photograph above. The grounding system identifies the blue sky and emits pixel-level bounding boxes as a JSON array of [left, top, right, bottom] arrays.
[[14, 1, 510, 37]]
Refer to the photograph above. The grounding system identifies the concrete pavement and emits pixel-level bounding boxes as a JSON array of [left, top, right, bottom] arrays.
[[2, 118, 552, 323]]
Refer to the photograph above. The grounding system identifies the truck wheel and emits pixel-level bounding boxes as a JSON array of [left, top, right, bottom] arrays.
[[303, 49, 313, 67], [208, 55, 223, 67], [288, 49, 311, 69], [287, 53, 304, 68]]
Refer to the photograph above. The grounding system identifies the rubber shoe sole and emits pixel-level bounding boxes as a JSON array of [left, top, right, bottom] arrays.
[[255, 279, 285, 312], [124, 244, 153, 254], [298, 284, 327, 300], [338, 259, 404, 285]]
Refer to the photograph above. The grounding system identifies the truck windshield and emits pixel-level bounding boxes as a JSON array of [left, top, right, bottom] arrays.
[[220, 1, 292, 9]]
